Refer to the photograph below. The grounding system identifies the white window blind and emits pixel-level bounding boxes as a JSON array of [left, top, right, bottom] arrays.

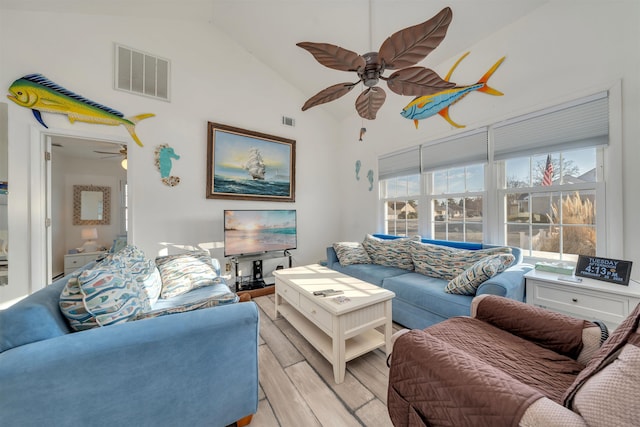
[[493, 91, 608, 160], [421, 128, 488, 172], [378, 146, 421, 180]]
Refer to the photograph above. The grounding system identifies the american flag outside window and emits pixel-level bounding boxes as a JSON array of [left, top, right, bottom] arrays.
[[542, 154, 553, 186]]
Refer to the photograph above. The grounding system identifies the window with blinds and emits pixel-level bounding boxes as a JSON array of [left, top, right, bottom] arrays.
[[493, 91, 608, 160], [421, 128, 488, 173], [377, 90, 612, 258]]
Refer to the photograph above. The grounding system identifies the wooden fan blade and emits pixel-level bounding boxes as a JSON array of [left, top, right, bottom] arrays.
[[386, 67, 456, 96], [355, 87, 386, 120], [301, 82, 358, 111], [379, 7, 453, 70], [297, 42, 366, 72]]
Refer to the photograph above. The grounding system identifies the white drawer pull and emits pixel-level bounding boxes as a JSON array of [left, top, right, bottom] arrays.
[[311, 309, 316, 314]]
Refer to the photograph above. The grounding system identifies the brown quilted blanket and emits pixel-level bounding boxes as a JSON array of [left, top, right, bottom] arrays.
[[388, 318, 586, 427], [427, 318, 585, 402], [474, 295, 591, 359]]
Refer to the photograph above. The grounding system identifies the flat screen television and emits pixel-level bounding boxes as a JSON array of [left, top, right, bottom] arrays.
[[224, 209, 297, 257]]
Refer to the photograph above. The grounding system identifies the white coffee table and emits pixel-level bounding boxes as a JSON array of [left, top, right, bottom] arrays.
[[274, 264, 395, 384]]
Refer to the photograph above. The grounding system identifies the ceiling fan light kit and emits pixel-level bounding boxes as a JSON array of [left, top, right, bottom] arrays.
[[94, 144, 128, 169], [297, 7, 456, 120]]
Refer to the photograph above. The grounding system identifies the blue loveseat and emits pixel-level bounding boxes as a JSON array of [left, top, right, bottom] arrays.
[[0, 258, 259, 427], [327, 235, 532, 329]]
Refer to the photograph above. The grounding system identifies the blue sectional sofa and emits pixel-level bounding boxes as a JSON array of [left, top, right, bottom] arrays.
[[0, 256, 259, 427], [327, 235, 532, 329]]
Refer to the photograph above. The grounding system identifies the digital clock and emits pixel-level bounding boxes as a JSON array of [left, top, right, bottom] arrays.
[[574, 255, 633, 286]]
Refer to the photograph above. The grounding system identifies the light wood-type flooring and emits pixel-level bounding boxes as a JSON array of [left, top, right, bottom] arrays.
[[247, 294, 402, 427]]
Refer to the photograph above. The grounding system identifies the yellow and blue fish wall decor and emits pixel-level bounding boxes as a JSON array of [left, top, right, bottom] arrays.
[[6, 74, 154, 146], [400, 53, 505, 129]]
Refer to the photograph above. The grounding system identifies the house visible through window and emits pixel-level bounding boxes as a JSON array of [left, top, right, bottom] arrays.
[[380, 175, 419, 237], [431, 165, 485, 243], [501, 147, 599, 261]]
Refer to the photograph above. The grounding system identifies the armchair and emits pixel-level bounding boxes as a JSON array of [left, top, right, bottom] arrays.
[[388, 294, 640, 427]]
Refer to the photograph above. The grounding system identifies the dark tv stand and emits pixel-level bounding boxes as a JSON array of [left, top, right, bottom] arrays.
[[237, 279, 266, 291], [230, 250, 292, 296]]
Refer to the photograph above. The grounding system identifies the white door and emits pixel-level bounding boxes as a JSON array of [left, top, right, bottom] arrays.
[[45, 135, 52, 283]]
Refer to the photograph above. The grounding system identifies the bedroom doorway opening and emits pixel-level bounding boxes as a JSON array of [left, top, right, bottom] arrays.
[[32, 129, 129, 287]]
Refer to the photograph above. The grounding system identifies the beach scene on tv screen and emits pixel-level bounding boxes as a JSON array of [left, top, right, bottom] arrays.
[[225, 210, 296, 255]]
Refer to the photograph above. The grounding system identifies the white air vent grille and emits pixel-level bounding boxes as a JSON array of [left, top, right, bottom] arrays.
[[114, 44, 170, 101], [282, 116, 295, 127]]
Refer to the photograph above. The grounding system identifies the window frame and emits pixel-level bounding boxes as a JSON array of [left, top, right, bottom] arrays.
[[377, 83, 623, 263], [379, 175, 422, 237], [425, 165, 488, 243], [495, 147, 605, 261]]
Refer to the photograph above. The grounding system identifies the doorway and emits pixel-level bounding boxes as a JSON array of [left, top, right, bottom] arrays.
[[32, 129, 128, 286]]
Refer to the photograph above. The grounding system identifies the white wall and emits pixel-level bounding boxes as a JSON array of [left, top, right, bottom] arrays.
[[336, 1, 640, 282], [2, 2, 639, 305], [0, 11, 342, 303]]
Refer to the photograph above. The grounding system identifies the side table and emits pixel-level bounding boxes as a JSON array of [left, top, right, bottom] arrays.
[[525, 269, 640, 330], [64, 251, 107, 276]]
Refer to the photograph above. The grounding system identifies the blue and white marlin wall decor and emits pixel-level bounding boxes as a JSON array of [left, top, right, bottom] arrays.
[[400, 52, 505, 129]]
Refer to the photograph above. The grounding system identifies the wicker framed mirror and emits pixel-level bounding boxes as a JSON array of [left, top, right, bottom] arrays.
[[73, 185, 111, 225]]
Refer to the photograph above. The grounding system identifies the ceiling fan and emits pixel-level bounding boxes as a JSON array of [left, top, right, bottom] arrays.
[[297, 6, 456, 120], [94, 145, 127, 159], [94, 145, 128, 169]]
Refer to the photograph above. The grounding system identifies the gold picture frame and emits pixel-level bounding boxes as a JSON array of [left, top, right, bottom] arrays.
[[206, 122, 295, 202]]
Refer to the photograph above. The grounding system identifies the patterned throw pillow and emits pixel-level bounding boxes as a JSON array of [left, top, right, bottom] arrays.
[[333, 242, 371, 266], [156, 251, 220, 299], [409, 241, 512, 280], [139, 267, 163, 307], [102, 244, 144, 263], [101, 244, 153, 278], [60, 277, 95, 331], [445, 254, 516, 295], [79, 268, 150, 327], [100, 244, 157, 306], [59, 267, 149, 331], [362, 234, 419, 270]]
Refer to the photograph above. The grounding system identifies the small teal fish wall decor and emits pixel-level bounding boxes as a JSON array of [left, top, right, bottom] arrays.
[[367, 170, 374, 191], [401, 52, 505, 129], [155, 144, 181, 186], [6, 74, 154, 146], [355, 160, 361, 180]]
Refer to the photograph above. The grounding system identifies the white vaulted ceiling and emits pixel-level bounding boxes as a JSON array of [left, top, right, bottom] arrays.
[[1, 0, 548, 119]]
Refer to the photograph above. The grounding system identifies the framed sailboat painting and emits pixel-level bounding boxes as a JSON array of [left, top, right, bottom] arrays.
[[206, 122, 296, 202]]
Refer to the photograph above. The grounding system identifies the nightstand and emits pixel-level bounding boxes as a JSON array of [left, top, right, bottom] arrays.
[[64, 251, 107, 276], [525, 269, 640, 330]]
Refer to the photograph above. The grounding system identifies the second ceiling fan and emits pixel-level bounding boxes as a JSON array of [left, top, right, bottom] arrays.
[[297, 6, 456, 120], [94, 144, 127, 160], [94, 144, 128, 169]]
